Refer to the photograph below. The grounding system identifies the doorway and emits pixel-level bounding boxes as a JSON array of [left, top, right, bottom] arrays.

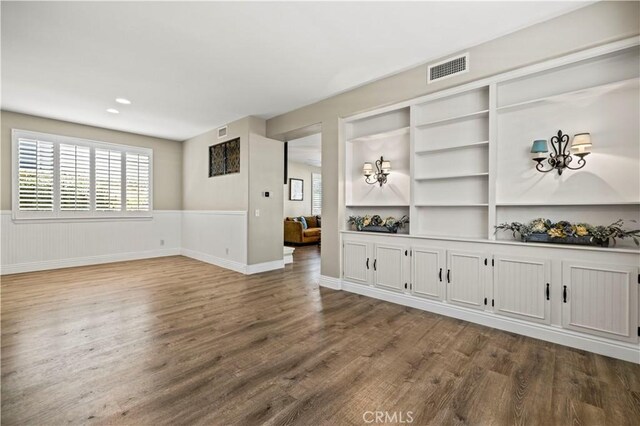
[[283, 131, 322, 264]]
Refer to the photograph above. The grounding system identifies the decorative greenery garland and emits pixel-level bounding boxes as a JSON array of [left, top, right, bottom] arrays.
[[347, 215, 409, 233], [495, 218, 640, 246]]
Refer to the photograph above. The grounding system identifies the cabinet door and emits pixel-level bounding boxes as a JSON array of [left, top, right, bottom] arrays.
[[373, 243, 405, 292], [562, 262, 638, 343], [343, 240, 372, 285], [494, 256, 551, 324], [446, 250, 486, 310], [412, 246, 445, 300]]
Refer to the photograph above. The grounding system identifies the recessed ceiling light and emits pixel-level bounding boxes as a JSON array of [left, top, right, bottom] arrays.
[[106, 108, 119, 114], [115, 98, 131, 105]]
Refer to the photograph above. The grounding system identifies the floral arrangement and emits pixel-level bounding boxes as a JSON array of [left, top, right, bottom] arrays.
[[347, 215, 409, 233], [495, 218, 640, 247]]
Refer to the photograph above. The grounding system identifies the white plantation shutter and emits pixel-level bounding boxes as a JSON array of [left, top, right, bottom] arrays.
[[12, 129, 152, 219], [95, 149, 122, 211], [59, 144, 91, 211], [126, 153, 150, 211], [311, 172, 322, 216], [18, 138, 54, 212]]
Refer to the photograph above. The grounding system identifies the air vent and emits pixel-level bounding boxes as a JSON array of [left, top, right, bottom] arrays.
[[428, 53, 469, 84], [217, 126, 228, 139]]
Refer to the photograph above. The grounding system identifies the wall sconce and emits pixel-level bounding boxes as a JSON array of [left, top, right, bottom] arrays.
[[531, 130, 591, 175], [363, 156, 391, 186]]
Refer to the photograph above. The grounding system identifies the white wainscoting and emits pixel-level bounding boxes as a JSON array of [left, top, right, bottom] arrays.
[[180, 210, 248, 273], [180, 210, 284, 274], [2, 210, 285, 275], [0, 210, 182, 274]]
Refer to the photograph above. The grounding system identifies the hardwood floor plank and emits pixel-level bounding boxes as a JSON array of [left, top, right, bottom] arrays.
[[2, 246, 639, 425]]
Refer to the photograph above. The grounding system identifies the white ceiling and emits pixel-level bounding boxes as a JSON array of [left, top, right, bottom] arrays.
[[288, 133, 322, 168], [1, 1, 588, 141]]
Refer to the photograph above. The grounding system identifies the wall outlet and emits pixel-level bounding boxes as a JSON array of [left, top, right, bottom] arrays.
[[255, 209, 260, 217], [160, 239, 165, 246]]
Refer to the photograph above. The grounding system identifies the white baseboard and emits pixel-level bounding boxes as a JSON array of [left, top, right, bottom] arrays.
[[283, 246, 294, 265], [341, 280, 640, 364], [180, 248, 283, 275], [0, 248, 181, 275], [319, 275, 342, 290], [246, 259, 285, 274], [180, 248, 247, 274]]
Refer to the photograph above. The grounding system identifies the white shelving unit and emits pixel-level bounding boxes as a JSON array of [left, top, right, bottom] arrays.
[[341, 41, 640, 247], [412, 86, 490, 239], [345, 107, 411, 232]]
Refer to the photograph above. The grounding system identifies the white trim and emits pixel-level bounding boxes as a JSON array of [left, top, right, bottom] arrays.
[[246, 260, 285, 275], [179, 248, 247, 274], [284, 246, 294, 265], [181, 210, 247, 216], [180, 248, 284, 275], [319, 275, 342, 290], [341, 280, 640, 364], [0, 248, 180, 275]]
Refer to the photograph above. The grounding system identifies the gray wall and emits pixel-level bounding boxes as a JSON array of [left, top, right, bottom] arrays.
[[284, 161, 321, 218], [248, 134, 284, 265], [182, 116, 251, 211], [1, 110, 183, 210], [265, 1, 640, 279]]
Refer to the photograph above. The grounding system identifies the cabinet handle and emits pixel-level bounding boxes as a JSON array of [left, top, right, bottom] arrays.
[[404, 283, 407, 289], [438, 268, 442, 282], [366, 258, 369, 270], [546, 283, 550, 301], [405, 250, 408, 256], [562, 285, 567, 303], [447, 269, 451, 283], [373, 259, 377, 271]]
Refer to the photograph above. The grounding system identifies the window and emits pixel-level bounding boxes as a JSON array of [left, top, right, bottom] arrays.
[[12, 129, 152, 219], [311, 172, 322, 216]]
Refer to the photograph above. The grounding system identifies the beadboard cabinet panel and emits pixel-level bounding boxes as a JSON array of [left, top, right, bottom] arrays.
[[446, 250, 487, 310], [412, 246, 445, 301], [373, 243, 406, 292], [494, 256, 551, 324], [562, 261, 638, 343], [343, 240, 371, 285]]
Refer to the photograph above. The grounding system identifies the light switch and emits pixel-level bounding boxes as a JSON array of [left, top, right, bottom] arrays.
[[255, 209, 260, 217]]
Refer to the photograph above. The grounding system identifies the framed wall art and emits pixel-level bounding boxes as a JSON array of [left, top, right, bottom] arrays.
[[209, 137, 240, 177], [289, 178, 303, 201]]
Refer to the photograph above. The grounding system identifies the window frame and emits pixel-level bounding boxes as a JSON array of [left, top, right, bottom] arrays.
[[12, 129, 153, 221]]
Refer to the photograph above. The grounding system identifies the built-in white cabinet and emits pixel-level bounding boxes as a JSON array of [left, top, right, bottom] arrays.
[[411, 246, 445, 300], [561, 261, 638, 343], [494, 255, 551, 324], [446, 250, 488, 311], [343, 240, 408, 291], [343, 240, 371, 285], [340, 232, 640, 361]]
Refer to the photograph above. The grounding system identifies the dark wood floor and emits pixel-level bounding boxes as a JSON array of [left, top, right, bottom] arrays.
[[2, 246, 639, 425]]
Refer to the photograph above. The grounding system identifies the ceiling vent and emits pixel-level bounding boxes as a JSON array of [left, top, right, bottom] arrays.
[[217, 126, 228, 139], [427, 53, 469, 84]]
